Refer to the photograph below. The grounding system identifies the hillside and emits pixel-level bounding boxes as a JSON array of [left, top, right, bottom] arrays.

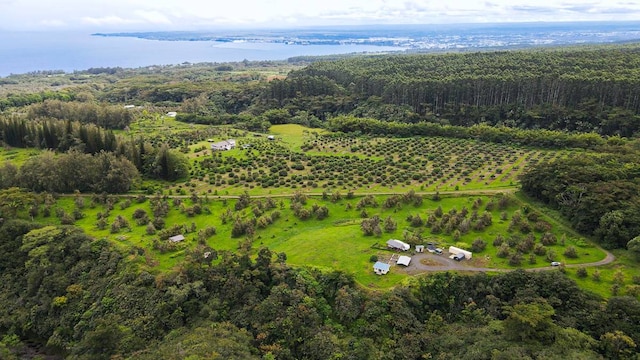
[[1, 45, 640, 358]]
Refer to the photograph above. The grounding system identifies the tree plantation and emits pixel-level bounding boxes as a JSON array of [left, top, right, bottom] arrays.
[[1, 44, 640, 358]]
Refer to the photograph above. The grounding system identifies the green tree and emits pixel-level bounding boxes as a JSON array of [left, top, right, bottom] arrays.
[[627, 236, 640, 261], [599, 331, 637, 360], [503, 300, 557, 344], [0, 188, 34, 218]]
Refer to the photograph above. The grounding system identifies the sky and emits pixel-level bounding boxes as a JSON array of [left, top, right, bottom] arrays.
[[1, 0, 640, 31]]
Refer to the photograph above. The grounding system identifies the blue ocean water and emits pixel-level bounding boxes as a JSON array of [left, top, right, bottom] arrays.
[[2, 22, 640, 77], [0, 31, 403, 76]]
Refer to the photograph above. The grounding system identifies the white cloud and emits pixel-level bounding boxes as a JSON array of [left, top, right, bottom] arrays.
[[0, 0, 639, 30], [81, 16, 137, 26], [40, 19, 67, 27], [134, 10, 172, 25]]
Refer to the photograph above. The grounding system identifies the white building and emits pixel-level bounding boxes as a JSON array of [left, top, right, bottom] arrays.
[[387, 239, 410, 251], [397, 256, 412, 266], [211, 139, 236, 151], [373, 262, 390, 275], [169, 234, 185, 243], [448, 246, 473, 259]]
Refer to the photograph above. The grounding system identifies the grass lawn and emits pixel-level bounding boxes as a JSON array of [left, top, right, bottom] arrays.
[[35, 191, 613, 291], [566, 249, 640, 298], [269, 124, 328, 152], [0, 147, 42, 166]]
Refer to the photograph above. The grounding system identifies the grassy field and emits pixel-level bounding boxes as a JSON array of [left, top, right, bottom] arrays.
[[34, 190, 610, 289], [0, 147, 42, 166], [4, 121, 634, 295]]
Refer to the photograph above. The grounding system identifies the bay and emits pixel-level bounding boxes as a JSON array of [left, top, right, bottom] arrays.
[[0, 31, 403, 76]]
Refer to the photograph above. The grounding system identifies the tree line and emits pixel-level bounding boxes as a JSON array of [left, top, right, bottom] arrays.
[[26, 99, 134, 130], [520, 146, 640, 249], [0, 117, 189, 186], [8, 44, 640, 139], [327, 115, 609, 150], [260, 45, 640, 136]]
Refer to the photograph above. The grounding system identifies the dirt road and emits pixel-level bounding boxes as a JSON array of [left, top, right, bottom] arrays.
[[401, 248, 615, 274]]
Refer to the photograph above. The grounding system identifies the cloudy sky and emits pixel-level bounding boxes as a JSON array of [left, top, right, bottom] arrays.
[[1, 0, 640, 31]]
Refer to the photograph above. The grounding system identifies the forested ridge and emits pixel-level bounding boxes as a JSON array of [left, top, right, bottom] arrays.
[[5, 44, 640, 138], [267, 45, 640, 135], [1, 218, 639, 359]]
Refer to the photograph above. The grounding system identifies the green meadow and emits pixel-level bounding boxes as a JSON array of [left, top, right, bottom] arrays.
[[6, 123, 626, 295], [37, 189, 610, 290]]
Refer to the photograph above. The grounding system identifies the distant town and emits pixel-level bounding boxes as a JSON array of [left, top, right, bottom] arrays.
[[94, 21, 640, 50]]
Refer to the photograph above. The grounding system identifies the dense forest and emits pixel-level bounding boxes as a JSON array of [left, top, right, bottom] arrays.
[[273, 46, 640, 135], [5, 45, 640, 138], [1, 217, 639, 359], [2, 44, 640, 358]]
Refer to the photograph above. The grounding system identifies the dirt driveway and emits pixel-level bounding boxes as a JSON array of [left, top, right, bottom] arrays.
[[398, 249, 615, 274]]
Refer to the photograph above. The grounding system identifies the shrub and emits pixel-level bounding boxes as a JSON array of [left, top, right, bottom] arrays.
[[497, 243, 510, 258], [546, 249, 557, 262], [384, 216, 397, 232], [410, 214, 424, 227], [369, 255, 378, 263], [133, 208, 148, 219], [576, 267, 588, 278], [540, 232, 557, 246], [533, 243, 547, 256], [508, 252, 523, 266], [564, 246, 579, 258], [471, 238, 487, 253], [146, 223, 157, 235]]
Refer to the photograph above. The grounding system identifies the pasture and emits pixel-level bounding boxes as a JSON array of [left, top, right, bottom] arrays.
[[7, 122, 628, 295], [35, 189, 611, 290]]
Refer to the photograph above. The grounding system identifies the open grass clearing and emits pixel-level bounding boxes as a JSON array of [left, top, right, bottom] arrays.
[[33, 191, 611, 290]]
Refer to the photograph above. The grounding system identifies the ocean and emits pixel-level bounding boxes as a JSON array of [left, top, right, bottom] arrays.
[[3, 22, 640, 77], [0, 31, 403, 76]]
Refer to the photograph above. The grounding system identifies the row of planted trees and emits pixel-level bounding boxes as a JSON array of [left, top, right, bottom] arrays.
[[0, 117, 190, 188], [272, 46, 640, 136]]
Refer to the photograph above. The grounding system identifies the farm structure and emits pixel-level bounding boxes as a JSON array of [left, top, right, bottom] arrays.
[[166, 111, 177, 117], [211, 139, 236, 151], [387, 239, 410, 251], [449, 246, 472, 259], [373, 262, 390, 275], [397, 256, 412, 266], [169, 234, 185, 243]]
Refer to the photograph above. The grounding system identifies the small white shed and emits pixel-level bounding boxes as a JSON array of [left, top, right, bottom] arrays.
[[373, 262, 390, 275], [169, 234, 185, 243], [397, 256, 412, 266]]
